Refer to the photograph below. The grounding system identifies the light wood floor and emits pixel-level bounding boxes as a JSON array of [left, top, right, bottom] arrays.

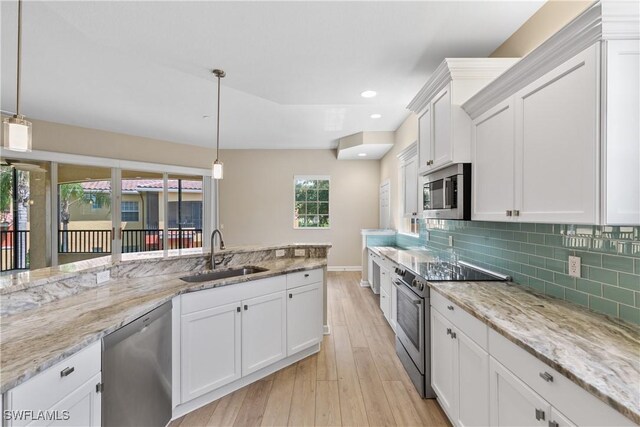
[[170, 272, 450, 427]]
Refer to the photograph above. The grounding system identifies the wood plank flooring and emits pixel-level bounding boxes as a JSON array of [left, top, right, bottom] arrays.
[[171, 272, 450, 427]]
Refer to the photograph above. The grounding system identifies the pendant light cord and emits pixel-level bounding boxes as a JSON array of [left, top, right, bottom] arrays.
[[16, 0, 23, 116], [215, 73, 221, 162]]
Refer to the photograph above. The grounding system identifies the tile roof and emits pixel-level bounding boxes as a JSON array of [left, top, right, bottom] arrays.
[[80, 179, 202, 192]]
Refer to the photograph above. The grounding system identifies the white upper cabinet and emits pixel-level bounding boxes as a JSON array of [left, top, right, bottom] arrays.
[[464, 1, 640, 225], [398, 143, 419, 217], [408, 58, 519, 176], [514, 44, 599, 224], [604, 39, 640, 225]]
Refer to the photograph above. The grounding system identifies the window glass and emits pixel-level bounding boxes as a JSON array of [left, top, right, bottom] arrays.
[[121, 201, 140, 222], [167, 176, 203, 249], [294, 177, 330, 228]]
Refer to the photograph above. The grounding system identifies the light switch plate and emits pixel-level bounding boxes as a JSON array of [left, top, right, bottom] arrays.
[[568, 256, 581, 278], [275, 249, 286, 257], [448, 236, 454, 247], [294, 249, 306, 257], [96, 270, 110, 284]]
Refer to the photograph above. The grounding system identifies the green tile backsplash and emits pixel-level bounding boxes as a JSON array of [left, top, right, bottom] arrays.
[[387, 221, 640, 325]]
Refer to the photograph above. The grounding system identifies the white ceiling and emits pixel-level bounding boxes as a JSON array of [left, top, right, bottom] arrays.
[[0, 1, 544, 150]]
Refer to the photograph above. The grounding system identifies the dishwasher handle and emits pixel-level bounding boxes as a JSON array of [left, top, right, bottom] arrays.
[[102, 300, 172, 349]]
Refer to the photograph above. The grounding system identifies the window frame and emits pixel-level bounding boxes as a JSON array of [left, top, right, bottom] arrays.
[[293, 175, 330, 230], [121, 200, 140, 222]]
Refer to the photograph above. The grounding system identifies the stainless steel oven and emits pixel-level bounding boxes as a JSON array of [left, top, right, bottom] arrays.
[[423, 163, 471, 220], [392, 267, 434, 398]]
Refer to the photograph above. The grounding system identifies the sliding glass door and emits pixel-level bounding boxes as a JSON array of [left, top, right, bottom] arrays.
[[167, 174, 203, 250]]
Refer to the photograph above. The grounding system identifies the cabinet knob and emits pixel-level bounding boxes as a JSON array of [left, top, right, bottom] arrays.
[[447, 305, 454, 311], [535, 409, 546, 421], [539, 372, 553, 382], [237, 306, 241, 312], [289, 293, 293, 299], [304, 273, 310, 278], [60, 367, 75, 377], [446, 328, 452, 336], [244, 304, 248, 311], [506, 210, 513, 217], [451, 331, 457, 339]]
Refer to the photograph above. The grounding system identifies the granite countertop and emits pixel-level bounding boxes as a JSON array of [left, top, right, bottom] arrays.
[[371, 246, 640, 423], [0, 254, 327, 394]]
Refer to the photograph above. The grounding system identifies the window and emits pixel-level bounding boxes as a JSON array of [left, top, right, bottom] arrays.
[[294, 176, 329, 229], [168, 201, 203, 229], [121, 201, 140, 222]]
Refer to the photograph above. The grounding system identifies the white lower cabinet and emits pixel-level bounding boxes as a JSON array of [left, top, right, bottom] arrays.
[[242, 291, 287, 375], [431, 309, 457, 418], [46, 373, 102, 427], [287, 282, 322, 355], [181, 302, 242, 402]]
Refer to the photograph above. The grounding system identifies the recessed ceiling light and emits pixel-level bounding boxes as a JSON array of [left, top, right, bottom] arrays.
[[358, 153, 367, 157], [370, 113, 382, 119], [361, 90, 377, 98]]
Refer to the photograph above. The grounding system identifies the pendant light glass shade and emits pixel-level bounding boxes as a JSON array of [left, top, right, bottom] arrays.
[[2, 115, 32, 152], [212, 160, 223, 180]]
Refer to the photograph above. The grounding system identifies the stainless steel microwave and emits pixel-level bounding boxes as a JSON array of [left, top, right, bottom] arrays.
[[422, 163, 471, 220]]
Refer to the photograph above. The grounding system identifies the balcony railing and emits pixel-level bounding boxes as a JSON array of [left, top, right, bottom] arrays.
[[0, 230, 30, 272], [58, 229, 203, 254]]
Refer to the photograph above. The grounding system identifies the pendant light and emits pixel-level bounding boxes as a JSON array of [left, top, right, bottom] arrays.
[[212, 69, 225, 180], [2, 0, 32, 152]]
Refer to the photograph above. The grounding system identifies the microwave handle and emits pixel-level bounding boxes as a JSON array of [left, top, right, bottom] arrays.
[[444, 177, 452, 209]]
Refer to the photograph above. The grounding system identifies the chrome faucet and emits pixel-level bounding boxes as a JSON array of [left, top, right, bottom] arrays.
[[210, 229, 226, 269]]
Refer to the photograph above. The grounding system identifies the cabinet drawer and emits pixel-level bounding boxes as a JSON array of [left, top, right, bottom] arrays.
[[287, 268, 323, 289], [489, 329, 634, 426], [431, 291, 488, 350], [182, 275, 286, 314], [7, 341, 101, 416]]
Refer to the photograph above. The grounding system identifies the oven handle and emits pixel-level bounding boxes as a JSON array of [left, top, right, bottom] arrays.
[[393, 279, 422, 305], [443, 177, 452, 209]]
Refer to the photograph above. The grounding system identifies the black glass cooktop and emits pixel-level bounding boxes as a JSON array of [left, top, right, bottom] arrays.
[[413, 261, 507, 282]]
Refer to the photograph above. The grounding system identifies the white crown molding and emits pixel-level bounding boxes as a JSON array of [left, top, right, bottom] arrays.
[[397, 141, 418, 162], [406, 58, 519, 113], [463, 1, 639, 120]]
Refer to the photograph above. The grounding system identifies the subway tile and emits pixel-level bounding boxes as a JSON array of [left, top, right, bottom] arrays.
[[513, 232, 528, 242], [636, 292, 640, 308], [545, 234, 564, 247], [576, 278, 602, 296], [520, 223, 536, 232], [521, 264, 536, 277], [553, 248, 571, 261], [515, 253, 530, 264], [602, 285, 635, 305], [536, 268, 554, 282], [521, 243, 536, 255], [565, 289, 589, 307], [576, 252, 602, 267], [535, 245, 554, 258], [545, 259, 566, 274], [528, 278, 545, 293], [529, 255, 546, 268], [635, 259, 640, 275], [619, 304, 640, 325], [505, 222, 521, 231], [528, 233, 545, 245], [545, 282, 565, 299], [618, 273, 640, 292], [500, 231, 514, 241], [588, 267, 617, 285], [535, 224, 553, 234], [602, 255, 635, 273], [554, 273, 576, 289], [589, 296, 618, 318]]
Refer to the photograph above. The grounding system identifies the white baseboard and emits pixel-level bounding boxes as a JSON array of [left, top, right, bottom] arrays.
[[360, 280, 371, 288], [323, 324, 331, 335], [327, 265, 362, 272]]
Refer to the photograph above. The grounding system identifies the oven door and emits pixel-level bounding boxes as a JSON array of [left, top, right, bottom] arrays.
[[394, 279, 424, 373]]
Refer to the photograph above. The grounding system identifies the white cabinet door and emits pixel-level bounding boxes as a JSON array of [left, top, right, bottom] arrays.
[[431, 309, 456, 419], [390, 281, 397, 332], [181, 301, 241, 402], [456, 331, 489, 427], [604, 39, 640, 225], [432, 84, 452, 169], [472, 99, 515, 221], [418, 106, 432, 169], [380, 288, 391, 322], [403, 156, 418, 217], [287, 282, 322, 355], [490, 357, 549, 427], [514, 44, 599, 224], [242, 291, 287, 375], [38, 373, 101, 427]]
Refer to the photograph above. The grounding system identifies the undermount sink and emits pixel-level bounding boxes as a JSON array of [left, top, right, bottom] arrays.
[[180, 266, 268, 283]]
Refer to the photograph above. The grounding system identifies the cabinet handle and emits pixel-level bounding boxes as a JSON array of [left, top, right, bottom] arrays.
[[447, 305, 454, 311], [514, 210, 520, 217], [60, 367, 75, 377], [304, 273, 310, 278], [539, 372, 553, 382], [244, 304, 248, 311], [446, 328, 452, 336], [535, 409, 546, 421], [237, 306, 241, 312], [506, 210, 513, 217], [451, 331, 457, 339], [549, 421, 559, 427], [289, 293, 293, 299]]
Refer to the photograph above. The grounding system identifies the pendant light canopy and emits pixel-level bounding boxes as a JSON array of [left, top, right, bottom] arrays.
[[2, 0, 32, 152], [212, 69, 225, 180]]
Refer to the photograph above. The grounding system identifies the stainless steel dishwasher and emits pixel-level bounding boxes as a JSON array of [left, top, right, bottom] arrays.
[[102, 301, 172, 427]]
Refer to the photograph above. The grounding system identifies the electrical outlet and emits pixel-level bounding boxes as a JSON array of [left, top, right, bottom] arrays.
[[294, 249, 306, 257], [448, 236, 454, 247], [568, 256, 581, 278], [96, 270, 110, 284], [275, 249, 286, 257]]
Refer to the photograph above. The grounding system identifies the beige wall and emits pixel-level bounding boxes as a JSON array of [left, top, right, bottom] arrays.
[[29, 118, 214, 169], [491, 0, 594, 58], [218, 149, 380, 267], [380, 114, 418, 231]]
